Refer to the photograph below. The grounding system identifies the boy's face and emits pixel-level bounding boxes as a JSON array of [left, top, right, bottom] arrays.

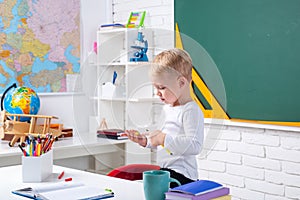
[[152, 72, 181, 106]]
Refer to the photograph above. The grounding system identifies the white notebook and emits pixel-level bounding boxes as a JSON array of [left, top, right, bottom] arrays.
[[12, 182, 114, 200]]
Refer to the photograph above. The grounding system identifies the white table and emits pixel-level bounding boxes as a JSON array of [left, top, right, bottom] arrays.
[[0, 165, 145, 199], [0, 132, 151, 170], [0, 133, 128, 160]]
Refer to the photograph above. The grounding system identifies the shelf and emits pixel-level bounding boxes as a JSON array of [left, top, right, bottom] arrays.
[[97, 62, 126, 66], [38, 92, 85, 97], [100, 97, 126, 101], [127, 62, 151, 66], [95, 62, 150, 67], [97, 28, 127, 34], [93, 27, 154, 133], [91, 97, 126, 102], [97, 27, 145, 34], [128, 97, 160, 103], [91, 97, 160, 103]]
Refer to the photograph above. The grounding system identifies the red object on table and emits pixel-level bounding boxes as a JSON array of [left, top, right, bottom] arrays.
[[107, 164, 160, 181]]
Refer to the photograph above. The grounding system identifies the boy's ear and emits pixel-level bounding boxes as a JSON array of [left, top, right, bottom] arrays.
[[178, 76, 186, 88]]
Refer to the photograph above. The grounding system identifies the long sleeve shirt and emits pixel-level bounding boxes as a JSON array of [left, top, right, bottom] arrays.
[[148, 101, 204, 180]]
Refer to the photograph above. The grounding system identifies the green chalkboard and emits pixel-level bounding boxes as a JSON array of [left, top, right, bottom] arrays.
[[175, 0, 300, 122]]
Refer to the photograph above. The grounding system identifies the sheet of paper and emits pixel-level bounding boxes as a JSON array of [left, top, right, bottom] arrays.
[[39, 186, 113, 200], [33, 182, 84, 193]]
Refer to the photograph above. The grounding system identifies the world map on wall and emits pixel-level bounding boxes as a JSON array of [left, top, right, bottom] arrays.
[[0, 0, 80, 93]]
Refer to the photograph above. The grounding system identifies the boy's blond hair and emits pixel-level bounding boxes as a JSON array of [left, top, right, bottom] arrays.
[[152, 48, 193, 81]]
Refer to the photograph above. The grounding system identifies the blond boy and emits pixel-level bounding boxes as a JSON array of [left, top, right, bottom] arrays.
[[126, 48, 204, 187]]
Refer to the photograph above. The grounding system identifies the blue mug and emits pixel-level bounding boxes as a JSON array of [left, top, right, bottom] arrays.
[[143, 170, 181, 200]]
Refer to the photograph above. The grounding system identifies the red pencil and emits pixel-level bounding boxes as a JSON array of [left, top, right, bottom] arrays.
[[58, 171, 65, 179], [65, 177, 72, 182]]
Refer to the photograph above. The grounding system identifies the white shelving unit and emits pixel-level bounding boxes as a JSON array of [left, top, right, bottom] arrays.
[[90, 28, 157, 164]]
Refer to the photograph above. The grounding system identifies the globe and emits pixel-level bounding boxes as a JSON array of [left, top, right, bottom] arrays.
[[2, 86, 40, 122]]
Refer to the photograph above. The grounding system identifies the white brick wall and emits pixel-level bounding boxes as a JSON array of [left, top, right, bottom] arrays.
[[228, 141, 265, 157], [283, 161, 300, 175], [245, 178, 284, 195], [281, 136, 300, 150], [232, 187, 265, 200], [113, 0, 173, 29], [227, 164, 264, 180], [200, 122, 300, 200], [286, 186, 300, 199], [112, 0, 174, 55], [242, 132, 280, 146], [112, 1, 300, 200], [266, 146, 300, 163], [243, 156, 281, 171], [209, 171, 244, 187]]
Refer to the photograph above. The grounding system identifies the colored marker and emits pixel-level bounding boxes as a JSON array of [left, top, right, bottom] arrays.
[[29, 140, 33, 156], [18, 144, 28, 156], [162, 145, 173, 155], [105, 188, 113, 193], [65, 177, 72, 182], [36, 143, 41, 156], [112, 71, 117, 84], [43, 135, 52, 153], [44, 137, 55, 153], [58, 171, 65, 179]]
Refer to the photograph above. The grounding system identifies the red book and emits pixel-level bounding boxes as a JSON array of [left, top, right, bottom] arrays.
[[97, 129, 124, 136], [97, 129, 128, 140]]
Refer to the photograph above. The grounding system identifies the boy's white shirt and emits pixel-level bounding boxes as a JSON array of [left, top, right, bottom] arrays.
[[146, 101, 204, 180]]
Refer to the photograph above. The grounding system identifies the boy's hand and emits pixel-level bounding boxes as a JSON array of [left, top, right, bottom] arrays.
[[125, 130, 147, 147], [149, 130, 166, 147]]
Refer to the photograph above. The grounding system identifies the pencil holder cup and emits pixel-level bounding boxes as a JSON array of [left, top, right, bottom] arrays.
[[22, 150, 53, 182]]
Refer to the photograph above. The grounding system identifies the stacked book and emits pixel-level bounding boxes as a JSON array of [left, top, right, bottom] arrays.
[[97, 129, 128, 140], [165, 180, 230, 200]]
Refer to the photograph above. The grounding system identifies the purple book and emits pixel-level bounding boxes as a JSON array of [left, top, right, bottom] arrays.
[[165, 187, 230, 200]]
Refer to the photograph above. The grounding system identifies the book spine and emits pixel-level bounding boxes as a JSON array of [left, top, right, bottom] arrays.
[[96, 131, 125, 136], [97, 132, 126, 136], [97, 134, 128, 140], [165, 187, 230, 200], [211, 195, 231, 200], [192, 188, 230, 200]]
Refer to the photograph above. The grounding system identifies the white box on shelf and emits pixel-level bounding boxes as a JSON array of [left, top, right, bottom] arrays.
[[101, 82, 116, 98], [22, 150, 53, 182]]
